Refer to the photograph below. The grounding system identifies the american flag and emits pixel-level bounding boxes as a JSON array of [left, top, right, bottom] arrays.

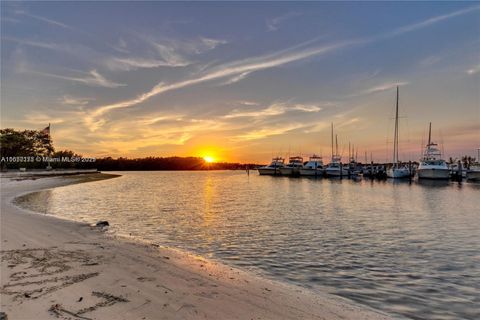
[[41, 123, 50, 136]]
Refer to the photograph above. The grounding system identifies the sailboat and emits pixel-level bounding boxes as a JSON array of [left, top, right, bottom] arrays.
[[387, 86, 411, 179], [417, 123, 450, 179], [325, 124, 348, 177]]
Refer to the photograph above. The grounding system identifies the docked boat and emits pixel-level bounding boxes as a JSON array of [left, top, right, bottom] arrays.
[[325, 156, 349, 177], [466, 149, 480, 181], [258, 157, 285, 175], [279, 156, 304, 176], [417, 123, 450, 180], [466, 165, 480, 181], [345, 144, 361, 176], [325, 124, 348, 177], [387, 86, 411, 179], [299, 155, 324, 176], [362, 164, 374, 177]]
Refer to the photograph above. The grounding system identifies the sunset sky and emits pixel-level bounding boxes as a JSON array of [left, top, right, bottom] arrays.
[[1, 2, 479, 163]]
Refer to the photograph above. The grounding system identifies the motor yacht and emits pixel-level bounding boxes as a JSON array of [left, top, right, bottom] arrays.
[[299, 155, 324, 176], [258, 157, 285, 175], [417, 123, 450, 180], [279, 156, 304, 176]]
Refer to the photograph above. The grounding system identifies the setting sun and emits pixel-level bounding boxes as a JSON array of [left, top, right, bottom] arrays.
[[203, 156, 215, 163]]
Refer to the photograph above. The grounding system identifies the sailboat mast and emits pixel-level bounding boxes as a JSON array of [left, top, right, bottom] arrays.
[[393, 86, 399, 165], [335, 134, 338, 156], [331, 123, 334, 159], [428, 122, 432, 146]]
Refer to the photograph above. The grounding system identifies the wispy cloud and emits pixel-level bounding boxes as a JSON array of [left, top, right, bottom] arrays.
[[292, 104, 323, 112], [233, 123, 304, 141], [111, 37, 129, 53], [199, 37, 228, 51], [59, 95, 93, 106], [15, 10, 74, 30], [106, 57, 189, 71], [222, 71, 252, 85], [32, 69, 125, 88], [385, 5, 480, 37], [140, 114, 184, 125], [149, 42, 191, 66], [3, 36, 71, 52], [140, 35, 227, 66], [363, 81, 409, 94], [91, 40, 354, 118], [22, 112, 66, 125], [266, 12, 302, 31], [223, 103, 286, 119], [88, 5, 478, 121], [238, 101, 259, 106], [223, 102, 323, 119], [467, 64, 480, 75]]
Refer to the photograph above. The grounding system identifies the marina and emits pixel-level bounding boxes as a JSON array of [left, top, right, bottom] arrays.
[[257, 88, 479, 182]]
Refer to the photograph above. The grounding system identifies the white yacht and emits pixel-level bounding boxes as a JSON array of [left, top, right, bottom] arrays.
[[299, 155, 324, 176], [325, 124, 348, 177], [417, 123, 450, 180], [279, 156, 304, 176], [258, 157, 285, 175], [325, 156, 349, 177], [387, 86, 411, 179], [466, 165, 480, 181]]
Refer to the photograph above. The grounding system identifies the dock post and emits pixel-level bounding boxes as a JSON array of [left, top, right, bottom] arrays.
[[457, 160, 463, 181], [408, 161, 412, 180]]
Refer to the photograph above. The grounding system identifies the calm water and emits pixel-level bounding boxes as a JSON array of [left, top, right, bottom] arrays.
[[15, 171, 480, 320]]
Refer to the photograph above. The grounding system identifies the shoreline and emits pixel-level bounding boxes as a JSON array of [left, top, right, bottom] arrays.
[[1, 174, 393, 320]]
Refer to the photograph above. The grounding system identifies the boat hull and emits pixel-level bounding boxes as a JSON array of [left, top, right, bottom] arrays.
[[299, 168, 323, 176], [325, 168, 349, 177], [466, 170, 480, 181], [279, 167, 302, 176], [387, 168, 411, 179], [417, 168, 450, 180], [258, 168, 281, 175]]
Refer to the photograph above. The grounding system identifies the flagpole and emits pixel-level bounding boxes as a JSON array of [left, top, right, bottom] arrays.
[[46, 123, 52, 170]]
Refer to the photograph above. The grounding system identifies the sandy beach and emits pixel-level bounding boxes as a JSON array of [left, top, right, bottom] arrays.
[[0, 174, 392, 320]]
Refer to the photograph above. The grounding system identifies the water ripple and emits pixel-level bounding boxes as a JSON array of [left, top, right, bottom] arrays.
[[14, 171, 480, 320]]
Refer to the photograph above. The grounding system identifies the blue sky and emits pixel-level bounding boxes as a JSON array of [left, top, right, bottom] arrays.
[[1, 2, 479, 162]]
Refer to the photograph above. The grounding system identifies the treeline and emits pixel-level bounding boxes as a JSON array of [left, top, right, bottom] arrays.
[[1, 128, 53, 158], [1, 128, 257, 171], [2, 154, 256, 171], [90, 157, 255, 171]]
